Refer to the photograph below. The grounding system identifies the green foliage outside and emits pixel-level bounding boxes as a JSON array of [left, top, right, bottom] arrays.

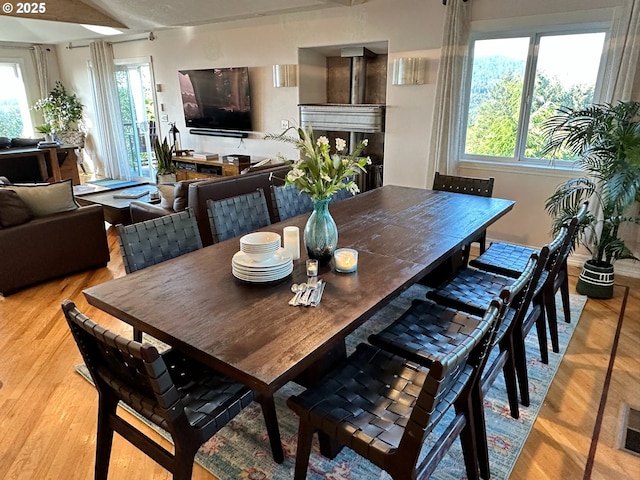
[[0, 100, 24, 138], [465, 56, 595, 160]]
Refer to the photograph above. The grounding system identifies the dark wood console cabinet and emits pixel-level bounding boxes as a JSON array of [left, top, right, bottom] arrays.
[[0, 145, 80, 185]]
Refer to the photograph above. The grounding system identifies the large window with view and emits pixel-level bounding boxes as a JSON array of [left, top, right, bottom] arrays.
[[462, 27, 607, 163], [0, 61, 33, 138]]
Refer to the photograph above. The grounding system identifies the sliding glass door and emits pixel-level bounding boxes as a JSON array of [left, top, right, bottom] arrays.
[[114, 58, 158, 182]]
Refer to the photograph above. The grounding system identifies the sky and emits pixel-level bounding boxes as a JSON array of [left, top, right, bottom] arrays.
[[475, 32, 606, 88]]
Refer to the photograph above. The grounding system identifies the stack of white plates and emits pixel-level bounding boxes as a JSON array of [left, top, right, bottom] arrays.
[[232, 247, 293, 282], [240, 232, 282, 262]]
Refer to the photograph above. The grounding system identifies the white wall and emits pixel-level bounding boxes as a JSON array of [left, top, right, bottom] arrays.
[[53, 0, 638, 276]]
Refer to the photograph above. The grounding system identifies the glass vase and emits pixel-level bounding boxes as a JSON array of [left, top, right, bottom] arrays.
[[304, 198, 338, 264]]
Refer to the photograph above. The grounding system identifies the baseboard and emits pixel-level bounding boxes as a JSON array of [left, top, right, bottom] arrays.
[[568, 253, 639, 279]]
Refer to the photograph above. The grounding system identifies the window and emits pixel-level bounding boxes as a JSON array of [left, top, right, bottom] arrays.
[[0, 61, 34, 138], [461, 26, 607, 164]]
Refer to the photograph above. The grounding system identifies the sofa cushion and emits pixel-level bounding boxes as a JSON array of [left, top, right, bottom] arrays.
[[6, 179, 78, 217], [0, 188, 34, 227], [10, 137, 41, 148], [157, 184, 176, 210], [173, 181, 194, 211]]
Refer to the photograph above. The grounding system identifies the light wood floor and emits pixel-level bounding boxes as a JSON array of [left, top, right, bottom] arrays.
[[0, 225, 638, 480]]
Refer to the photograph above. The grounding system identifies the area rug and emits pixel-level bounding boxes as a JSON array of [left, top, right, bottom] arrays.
[[75, 285, 587, 480], [86, 178, 147, 190]]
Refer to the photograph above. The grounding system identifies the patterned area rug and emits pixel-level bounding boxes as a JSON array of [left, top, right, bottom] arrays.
[[76, 285, 587, 480]]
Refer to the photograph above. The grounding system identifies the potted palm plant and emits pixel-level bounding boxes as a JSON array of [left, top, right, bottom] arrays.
[[154, 136, 177, 183], [543, 101, 640, 299]]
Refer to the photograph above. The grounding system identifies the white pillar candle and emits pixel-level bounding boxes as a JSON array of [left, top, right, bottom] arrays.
[[334, 248, 358, 273], [283, 226, 300, 260]]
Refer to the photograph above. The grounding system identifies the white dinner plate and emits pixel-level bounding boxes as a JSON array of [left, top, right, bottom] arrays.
[[232, 248, 292, 268]]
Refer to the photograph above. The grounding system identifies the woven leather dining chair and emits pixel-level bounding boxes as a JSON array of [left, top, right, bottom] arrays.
[[207, 188, 271, 243], [471, 201, 589, 330], [62, 300, 284, 480], [117, 208, 203, 341], [432, 171, 495, 264], [117, 207, 203, 274], [426, 218, 576, 411], [369, 255, 541, 479], [286, 301, 502, 480], [270, 183, 313, 222]]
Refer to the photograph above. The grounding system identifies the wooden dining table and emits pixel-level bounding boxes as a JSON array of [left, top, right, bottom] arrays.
[[83, 184, 514, 456]]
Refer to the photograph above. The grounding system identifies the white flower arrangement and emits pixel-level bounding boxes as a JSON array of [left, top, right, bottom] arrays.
[[266, 126, 371, 201]]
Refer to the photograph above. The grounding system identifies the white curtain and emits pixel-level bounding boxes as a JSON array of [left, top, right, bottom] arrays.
[[31, 45, 52, 99], [594, 0, 640, 262], [89, 40, 131, 180], [599, 0, 640, 103], [425, 0, 471, 186]]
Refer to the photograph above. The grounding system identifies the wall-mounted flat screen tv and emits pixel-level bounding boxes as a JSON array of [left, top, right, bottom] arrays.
[[178, 67, 253, 133]]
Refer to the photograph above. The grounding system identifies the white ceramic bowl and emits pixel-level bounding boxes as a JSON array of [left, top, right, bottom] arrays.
[[240, 232, 281, 261]]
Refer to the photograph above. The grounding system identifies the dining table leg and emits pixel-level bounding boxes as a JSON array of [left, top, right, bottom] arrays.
[[256, 393, 285, 463]]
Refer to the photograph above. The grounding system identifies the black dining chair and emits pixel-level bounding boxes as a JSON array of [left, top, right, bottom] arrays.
[[432, 171, 495, 265], [116, 208, 203, 342], [62, 300, 284, 480], [425, 216, 579, 417], [370, 255, 541, 479], [471, 201, 589, 328], [117, 207, 203, 274], [270, 183, 314, 222], [207, 188, 271, 243], [286, 300, 502, 480]]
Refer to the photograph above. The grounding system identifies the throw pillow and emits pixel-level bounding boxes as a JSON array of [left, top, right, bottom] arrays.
[[0, 188, 34, 227], [157, 184, 176, 210], [6, 179, 79, 217]]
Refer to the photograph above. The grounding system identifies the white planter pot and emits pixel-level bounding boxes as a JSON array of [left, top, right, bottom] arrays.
[[157, 173, 177, 184]]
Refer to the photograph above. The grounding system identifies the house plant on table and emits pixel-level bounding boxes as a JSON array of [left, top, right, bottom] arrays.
[[543, 101, 640, 299], [33, 81, 85, 146], [265, 126, 370, 263], [34, 124, 53, 143], [154, 136, 177, 183]]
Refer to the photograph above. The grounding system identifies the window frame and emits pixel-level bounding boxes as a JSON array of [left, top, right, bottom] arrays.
[[0, 57, 36, 138], [459, 21, 611, 169]]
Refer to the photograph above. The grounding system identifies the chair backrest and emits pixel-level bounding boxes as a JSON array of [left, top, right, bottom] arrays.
[[432, 171, 494, 197], [544, 201, 588, 281], [207, 188, 271, 243], [400, 299, 501, 452], [496, 252, 545, 342], [270, 183, 314, 222], [330, 176, 357, 204], [61, 300, 189, 433], [117, 207, 203, 274]]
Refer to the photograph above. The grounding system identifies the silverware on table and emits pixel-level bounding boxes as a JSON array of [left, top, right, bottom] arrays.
[[289, 280, 325, 307]]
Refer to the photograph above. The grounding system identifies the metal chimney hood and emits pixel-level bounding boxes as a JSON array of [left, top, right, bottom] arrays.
[[299, 45, 385, 133], [299, 103, 385, 133]]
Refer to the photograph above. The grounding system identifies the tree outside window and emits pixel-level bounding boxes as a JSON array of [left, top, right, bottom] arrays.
[[0, 62, 33, 138], [462, 28, 607, 163]]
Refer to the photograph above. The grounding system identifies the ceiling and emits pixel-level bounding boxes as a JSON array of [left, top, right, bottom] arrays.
[[0, 0, 368, 45]]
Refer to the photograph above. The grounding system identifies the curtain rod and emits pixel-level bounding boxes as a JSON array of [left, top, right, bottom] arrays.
[[442, 0, 469, 4], [0, 43, 50, 51], [66, 31, 155, 50]]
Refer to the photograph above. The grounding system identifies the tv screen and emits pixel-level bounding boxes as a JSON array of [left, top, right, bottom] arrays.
[[178, 67, 253, 132]]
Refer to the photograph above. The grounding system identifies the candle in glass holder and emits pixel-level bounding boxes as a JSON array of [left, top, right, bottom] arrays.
[[334, 248, 358, 273], [283, 226, 300, 260], [306, 259, 319, 286], [306, 259, 318, 277]]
